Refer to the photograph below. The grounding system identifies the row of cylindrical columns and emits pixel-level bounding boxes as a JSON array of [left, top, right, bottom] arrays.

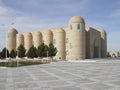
[[16, 29, 66, 60]]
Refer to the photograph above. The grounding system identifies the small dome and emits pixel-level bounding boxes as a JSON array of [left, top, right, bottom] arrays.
[[8, 27, 18, 34], [69, 16, 85, 24]]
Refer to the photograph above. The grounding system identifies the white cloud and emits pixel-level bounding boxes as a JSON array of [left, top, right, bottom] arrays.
[[0, 6, 8, 15]]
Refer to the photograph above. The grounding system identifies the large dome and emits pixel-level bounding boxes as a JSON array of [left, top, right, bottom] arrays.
[[69, 16, 85, 24], [8, 27, 18, 34]]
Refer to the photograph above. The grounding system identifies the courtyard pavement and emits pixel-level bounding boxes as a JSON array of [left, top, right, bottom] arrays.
[[0, 58, 120, 90]]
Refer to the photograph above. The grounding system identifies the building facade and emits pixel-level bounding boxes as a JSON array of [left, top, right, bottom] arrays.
[[7, 16, 107, 60], [107, 51, 120, 58]]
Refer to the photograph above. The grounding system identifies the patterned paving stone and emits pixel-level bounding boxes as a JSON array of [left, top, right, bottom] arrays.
[[14, 82, 39, 89], [37, 76, 59, 81], [0, 83, 6, 90], [24, 88, 43, 90], [13, 77, 34, 83], [0, 59, 120, 90], [45, 80, 70, 87], [70, 78, 95, 84], [109, 80, 120, 86], [52, 86, 82, 90], [83, 83, 114, 90]]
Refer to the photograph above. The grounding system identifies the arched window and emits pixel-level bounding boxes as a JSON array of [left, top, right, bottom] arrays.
[[70, 25, 72, 30], [78, 24, 80, 29]]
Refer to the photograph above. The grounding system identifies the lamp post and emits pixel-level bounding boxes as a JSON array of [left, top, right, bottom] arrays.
[[1, 24, 8, 61], [47, 50, 48, 59], [16, 50, 19, 67]]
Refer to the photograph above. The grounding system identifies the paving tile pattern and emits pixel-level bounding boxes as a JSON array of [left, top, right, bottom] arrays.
[[0, 59, 120, 90]]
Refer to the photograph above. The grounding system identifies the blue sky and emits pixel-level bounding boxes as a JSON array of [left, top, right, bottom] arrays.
[[0, 0, 120, 51]]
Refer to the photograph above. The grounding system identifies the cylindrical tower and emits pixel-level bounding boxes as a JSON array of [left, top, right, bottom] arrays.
[[52, 28, 66, 60], [7, 27, 18, 52], [42, 30, 53, 45], [32, 31, 42, 48], [24, 32, 33, 52], [16, 34, 24, 48], [67, 16, 86, 60], [99, 29, 107, 57]]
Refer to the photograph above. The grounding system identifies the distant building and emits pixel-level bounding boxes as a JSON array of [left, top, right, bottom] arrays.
[[107, 51, 120, 58], [7, 16, 107, 60]]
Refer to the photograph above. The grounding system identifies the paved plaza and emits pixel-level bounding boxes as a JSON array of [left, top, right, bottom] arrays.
[[0, 59, 120, 90]]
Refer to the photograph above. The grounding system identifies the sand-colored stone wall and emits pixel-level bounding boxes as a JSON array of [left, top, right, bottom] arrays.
[[32, 31, 42, 48], [7, 16, 107, 60], [41, 30, 53, 45], [16, 34, 24, 48], [99, 29, 107, 57], [51, 28, 66, 60], [7, 28, 18, 52], [23, 32, 33, 52]]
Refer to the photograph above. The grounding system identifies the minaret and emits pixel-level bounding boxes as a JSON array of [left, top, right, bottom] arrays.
[[99, 29, 107, 57], [7, 27, 18, 52], [67, 16, 86, 60]]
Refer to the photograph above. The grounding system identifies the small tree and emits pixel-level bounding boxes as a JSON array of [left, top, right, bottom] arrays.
[[34, 47, 38, 58], [17, 44, 26, 58], [43, 44, 48, 57], [9, 49, 16, 58], [0, 52, 2, 59], [37, 43, 48, 58], [48, 43, 57, 59], [1, 48, 9, 58], [26, 45, 37, 58], [37, 45, 42, 58]]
